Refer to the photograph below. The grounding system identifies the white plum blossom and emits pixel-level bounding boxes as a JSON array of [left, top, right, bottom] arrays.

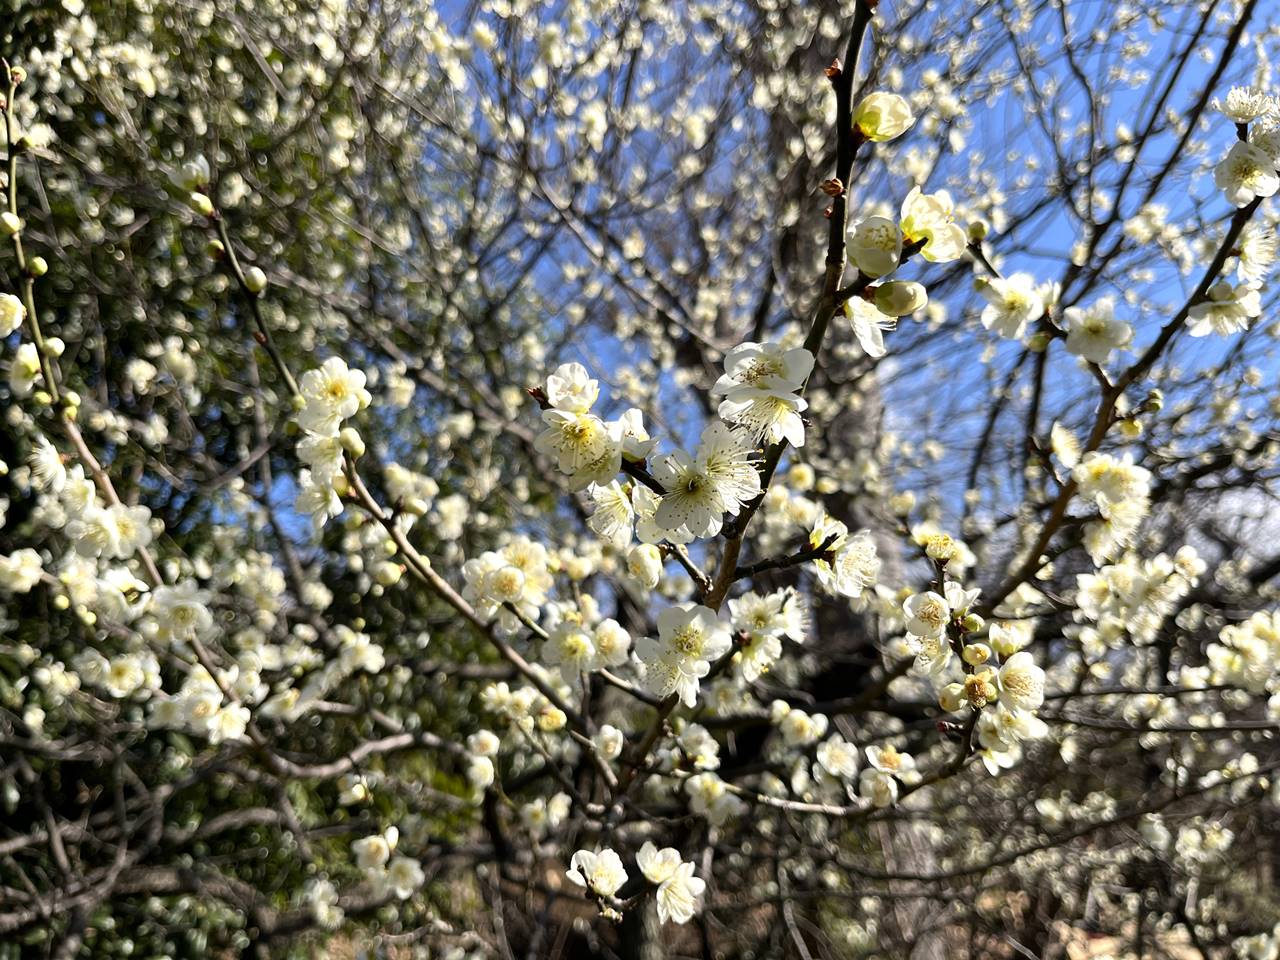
[[542, 621, 597, 678], [1237, 224, 1277, 282], [10, 342, 41, 396], [859, 768, 899, 807], [535, 409, 623, 490], [1215, 86, 1277, 124], [296, 357, 371, 437], [1186, 281, 1262, 336], [148, 580, 214, 643], [813, 522, 881, 600], [651, 422, 761, 538], [0, 292, 25, 337], [543, 361, 599, 413], [849, 216, 903, 277], [352, 828, 397, 871], [0, 548, 43, 593], [588, 480, 634, 548], [1062, 297, 1132, 364], [385, 856, 425, 899], [1215, 142, 1280, 207], [903, 590, 949, 640], [843, 296, 894, 357], [899, 187, 968, 263], [685, 771, 746, 825], [711, 342, 813, 445], [566, 848, 628, 897], [979, 273, 1044, 339], [816, 735, 860, 780], [866, 744, 917, 781], [636, 842, 706, 924], [998, 651, 1047, 714], [296, 468, 343, 531], [637, 602, 732, 707]]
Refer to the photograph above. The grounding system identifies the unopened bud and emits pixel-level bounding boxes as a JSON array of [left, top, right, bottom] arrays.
[[962, 642, 991, 666], [10, 66, 27, 85], [28, 256, 47, 277], [373, 561, 403, 587], [339, 426, 365, 458], [967, 220, 989, 242], [851, 92, 915, 143], [939, 682, 965, 713], [1118, 418, 1143, 439], [0, 211, 23, 236], [206, 239, 225, 260], [874, 280, 928, 317], [188, 192, 215, 218], [244, 266, 268, 294], [820, 178, 844, 197], [889, 491, 915, 516], [1027, 332, 1051, 353], [962, 613, 985, 634]]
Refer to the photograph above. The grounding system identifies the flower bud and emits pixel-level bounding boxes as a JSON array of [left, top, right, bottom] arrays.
[[787, 462, 815, 491], [339, 426, 365, 457], [373, 561, 404, 587], [1027, 332, 1052, 352], [939, 682, 965, 712], [962, 613, 985, 634], [962, 642, 991, 666], [852, 91, 915, 142], [10, 66, 27, 84], [244, 266, 268, 293], [1118, 418, 1143, 439], [889, 491, 915, 516], [206, 240, 225, 260], [188, 192, 215, 217], [874, 280, 928, 317], [627, 543, 663, 589], [45, 336, 65, 357], [595, 724, 624, 760], [28, 256, 47, 277], [0, 211, 23, 236], [967, 220, 989, 242]]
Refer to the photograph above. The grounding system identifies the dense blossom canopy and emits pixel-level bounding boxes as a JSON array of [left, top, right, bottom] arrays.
[[4, 0, 1280, 958]]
